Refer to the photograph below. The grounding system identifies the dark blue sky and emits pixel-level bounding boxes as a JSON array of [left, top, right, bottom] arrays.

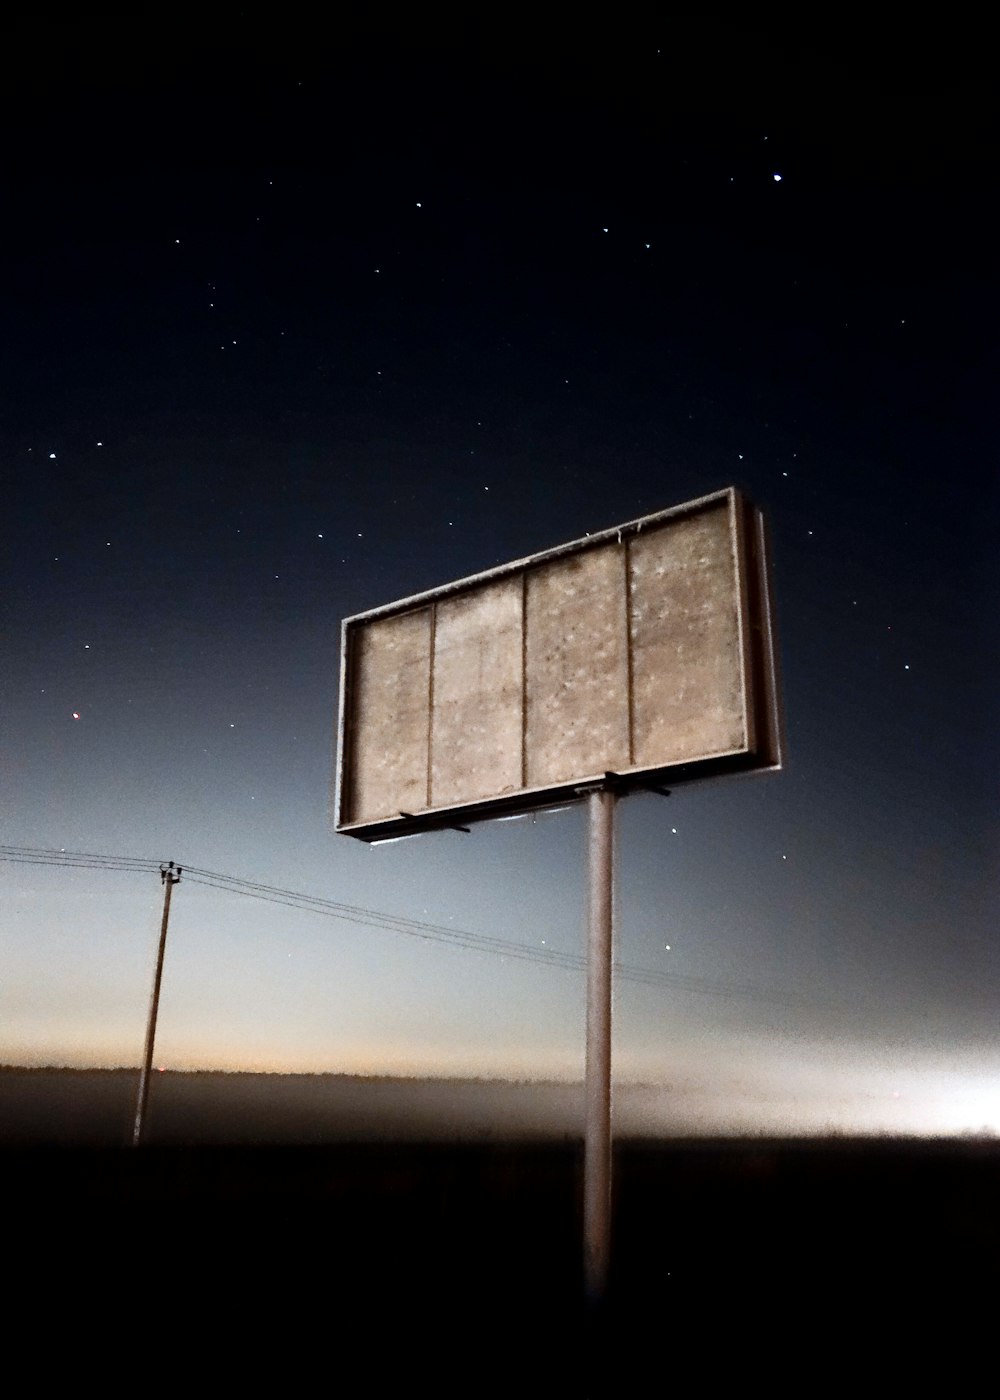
[[2, 26, 996, 1132]]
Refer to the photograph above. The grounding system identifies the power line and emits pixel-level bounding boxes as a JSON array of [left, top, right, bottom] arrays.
[[0, 855, 154, 873], [1, 841, 811, 1009], [181, 870, 585, 972], [172, 862, 815, 1008], [0, 843, 161, 873]]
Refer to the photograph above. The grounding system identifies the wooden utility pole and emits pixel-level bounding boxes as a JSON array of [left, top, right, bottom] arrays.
[[132, 861, 181, 1147]]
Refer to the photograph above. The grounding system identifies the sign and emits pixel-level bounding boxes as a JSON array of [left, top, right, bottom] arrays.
[[335, 487, 781, 840]]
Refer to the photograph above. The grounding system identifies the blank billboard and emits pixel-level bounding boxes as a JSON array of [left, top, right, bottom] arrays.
[[335, 487, 781, 840]]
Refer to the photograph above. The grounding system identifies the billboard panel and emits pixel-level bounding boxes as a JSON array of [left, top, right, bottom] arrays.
[[335, 487, 782, 840], [431, 579, 524, 808], [525, 545, 629, 787]]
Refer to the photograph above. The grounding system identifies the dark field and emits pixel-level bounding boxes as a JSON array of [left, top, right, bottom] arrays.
[[4, 1071, 997, 1385], [0, 1067, 589, 1145]]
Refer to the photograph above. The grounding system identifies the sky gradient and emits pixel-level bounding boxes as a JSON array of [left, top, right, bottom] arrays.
[[2, 28, 997, 1134]]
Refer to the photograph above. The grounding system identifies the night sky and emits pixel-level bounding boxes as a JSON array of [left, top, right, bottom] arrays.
[[3, 29, 996, 1134]]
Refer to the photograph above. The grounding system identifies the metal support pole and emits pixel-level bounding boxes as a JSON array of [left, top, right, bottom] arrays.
[[133, 862, 181, 1147], [584, 787, 616, 1304]]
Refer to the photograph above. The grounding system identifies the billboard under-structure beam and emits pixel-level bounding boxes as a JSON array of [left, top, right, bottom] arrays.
[[335, 487, 781, 841]]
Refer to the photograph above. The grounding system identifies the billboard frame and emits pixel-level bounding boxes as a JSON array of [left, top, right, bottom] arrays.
[[335, 486, 782, 841]]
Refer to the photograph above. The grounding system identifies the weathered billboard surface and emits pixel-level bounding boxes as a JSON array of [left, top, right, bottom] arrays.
[[335, 487, 782, 840]]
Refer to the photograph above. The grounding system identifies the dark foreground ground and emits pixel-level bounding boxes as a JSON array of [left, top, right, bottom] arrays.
[[5, 1134, 997, 1389]]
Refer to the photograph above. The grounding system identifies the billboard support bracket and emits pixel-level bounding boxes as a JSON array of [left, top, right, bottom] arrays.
[[399, 810, 471, 834]]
